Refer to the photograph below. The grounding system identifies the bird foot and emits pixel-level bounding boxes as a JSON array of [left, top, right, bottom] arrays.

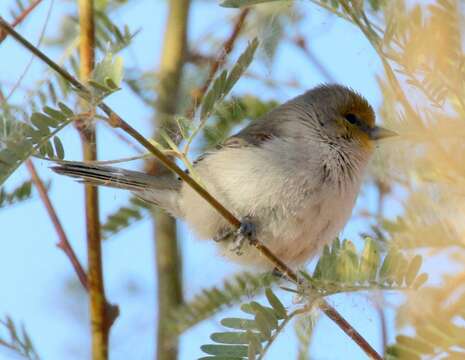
[[229, 217, 257, 256], [213, 217, 257, 256], [213, 227, 233, 243]]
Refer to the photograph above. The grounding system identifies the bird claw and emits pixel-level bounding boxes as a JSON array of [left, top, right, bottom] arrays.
[[213, 217, 257, 255], [213, 227, 233, 243], [229, 217, 257, 256]]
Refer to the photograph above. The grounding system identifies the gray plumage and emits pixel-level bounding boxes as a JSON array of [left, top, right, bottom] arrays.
[[52, 84, 393, 269]]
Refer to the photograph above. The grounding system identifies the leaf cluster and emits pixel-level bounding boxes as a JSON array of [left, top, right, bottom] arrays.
[[387, 285, 465, 360], [0, 103, 76, 186], [169, 272, 277, 336], [202, 96, 278, 150], [46, 8, 136, 54], [199, 288, 290, 360], [0, 316, 39, 360], [200, 38, 259, 120], [0, 180, 34, 209], [301, 238, 428, 296], [87, 53, 124, 104]]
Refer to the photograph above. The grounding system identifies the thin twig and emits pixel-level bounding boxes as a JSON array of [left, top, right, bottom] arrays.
[[0, 18, 382, 360], [292, 35, 336, 83], [4, 0, 53, 103], [0, 0, 88, 291], [257, 309, 300, 360], [25, 159, 88, 290], [320, 301, 381, 359], [337, 0, 420, 125], [187, 8, 250, 117], [0, 0, 43, 44]]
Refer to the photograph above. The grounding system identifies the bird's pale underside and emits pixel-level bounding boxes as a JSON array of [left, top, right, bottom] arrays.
[[53, 84, 390, 269]]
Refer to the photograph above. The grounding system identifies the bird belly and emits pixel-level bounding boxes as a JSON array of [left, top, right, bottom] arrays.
[[179, 145, 360, 269], [219, 188, 358, 268]]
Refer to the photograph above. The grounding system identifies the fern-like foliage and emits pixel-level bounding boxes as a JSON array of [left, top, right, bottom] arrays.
[[181, 38, 260, 154], [0, 180, 34, 209], [0, 103, 76, 185], [169, 272, 277, 336], [87, 52, 124, 104], [200, 38, 259, 121], [101, 196, 151, 239], [385, 270, 465, 360], [199, 288, 292, 360], [153, 39, 262, 176], [196, 238, 428, 359], [202, 96, 278, 150], [0, 316, 39, 360], [387, 325, 465, 360], [46, 8, 136, 55], [299, 238, 428, 296], [95, 10, 138, 54], [7, 7, 134, 124]]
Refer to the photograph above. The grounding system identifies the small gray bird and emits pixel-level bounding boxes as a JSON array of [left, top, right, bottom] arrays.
[[52, 84, 395, 268]]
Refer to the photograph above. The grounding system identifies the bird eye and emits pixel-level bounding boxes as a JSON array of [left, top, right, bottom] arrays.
[[344, 113, 359, 125]]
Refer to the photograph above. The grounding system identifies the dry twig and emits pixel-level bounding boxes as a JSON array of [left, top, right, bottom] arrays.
[[26, 159, 88, 289]]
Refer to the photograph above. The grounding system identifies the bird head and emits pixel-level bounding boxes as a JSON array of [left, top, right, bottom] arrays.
[[300, 84, 397, 152]]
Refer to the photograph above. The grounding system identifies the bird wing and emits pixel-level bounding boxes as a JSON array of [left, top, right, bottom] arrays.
[[192, 110, 287, 168]]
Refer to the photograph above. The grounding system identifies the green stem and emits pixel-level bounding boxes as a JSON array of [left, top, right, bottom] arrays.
[[257, 310, 300, 360]]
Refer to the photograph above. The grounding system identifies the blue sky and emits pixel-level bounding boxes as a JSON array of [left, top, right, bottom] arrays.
[[0, 1, 398, 359]]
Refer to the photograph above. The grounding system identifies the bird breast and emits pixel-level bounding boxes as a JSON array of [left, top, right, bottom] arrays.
[[179, 136, 365, 268]]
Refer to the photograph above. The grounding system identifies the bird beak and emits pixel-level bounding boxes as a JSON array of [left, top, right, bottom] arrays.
[[368, 126, 398, 141]]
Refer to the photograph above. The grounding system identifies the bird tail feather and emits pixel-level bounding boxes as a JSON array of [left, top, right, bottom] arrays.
[[51, 161, 182, 216]]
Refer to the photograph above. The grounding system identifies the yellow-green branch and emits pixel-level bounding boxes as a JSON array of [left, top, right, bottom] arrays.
[[77, 1, 116, 359]]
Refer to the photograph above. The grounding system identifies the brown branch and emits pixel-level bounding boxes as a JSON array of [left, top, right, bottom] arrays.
[[0, 0, 88, 291], [25, 159, 88, 290], [0, 18, 382, 360], [0, 0, 43, 44], [188, 8, 250, 117], [319, 301, 381, 360], [77, 1, 117, 359]]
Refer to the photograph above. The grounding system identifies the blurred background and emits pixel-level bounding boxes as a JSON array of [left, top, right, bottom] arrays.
[[0, 0, 464, 359]]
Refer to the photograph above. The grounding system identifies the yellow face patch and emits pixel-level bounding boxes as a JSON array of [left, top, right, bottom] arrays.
[[338, 90, 376, 148]]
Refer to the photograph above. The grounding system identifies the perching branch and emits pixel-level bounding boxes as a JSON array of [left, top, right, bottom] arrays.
[[25, 159, 88, 290], [0, 18, 382, 360]]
